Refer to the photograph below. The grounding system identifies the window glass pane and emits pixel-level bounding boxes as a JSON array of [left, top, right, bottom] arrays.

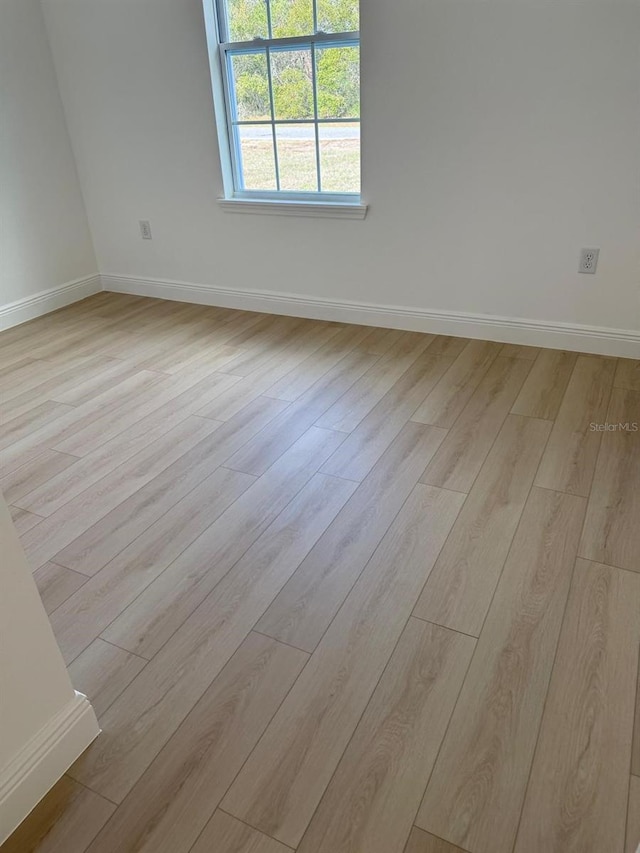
[[316, 0, 359, 33], [271, 48, 314, 120], [229, 51, 270, 121], [237, 125, 277, 189], [270, 0, 313, 38], [225, 0, 268, 41], [275, 123, 318, 191], [318, 122, 360, 193], [315, 44, 360, 120]]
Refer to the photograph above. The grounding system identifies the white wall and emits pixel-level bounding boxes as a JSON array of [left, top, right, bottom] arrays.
[[0, 495, 99, 843], [42, 0, 639, 336], [0, 0, 97, 308]]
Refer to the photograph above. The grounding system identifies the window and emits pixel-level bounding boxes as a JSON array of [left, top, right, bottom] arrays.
[[205, 0, 361, 209]]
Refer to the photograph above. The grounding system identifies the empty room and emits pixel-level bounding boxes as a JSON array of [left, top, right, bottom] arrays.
[[0, 0, 639, 851]]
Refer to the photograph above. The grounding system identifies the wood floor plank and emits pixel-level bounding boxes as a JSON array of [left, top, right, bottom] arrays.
[[33, 562, 88, 614], [0, 358, 65, 402], [20, 415, 222, 572], [411, 339, 501, 428], [0, 320, 108, 371], [49, 465, 254, 664], [264, 323, 379, 402], [513, 559, 640, 853], [1, 356, 121, 422], [85, 634, 307, 853], [220, 312, 288, 347], [416, 487, 586, 853], [202, 321, 308, 378], [0, 352, 39, 380], [256, 421, 446, 652], [0, 353, 95, 396], [0, 401, 75, 451], [127, 314, 236, 369], [534, 355, 616, 496], [206, 315, 310, 374], [98, 304, 214, 363], [82, 292, 144, 317], [499, 343, 540, 359], [68, 472, 356, 802], [615, 358, 640, 391], [51, 397, 287, 576], [357, 326, 407, 354], [49, 358, 155, 407], [0, 356, 97, 402], [8, 505, 43, 534], [62, 296, 132, 324], [145, 312, 263, 375], [115, 300, 196, 329], [191, 811, 291, 853], [510, 348, 578, 420], [223, 349, 380, 476], [1, 368, 166, 474], [170, 341, 245, 375], [218, 317, 336, 380], [0, 775, 115, 853], [421, 335, 470, 359], [315, 331, 435, 432], [414, 414, 552, 636], [320, 351, 453, 482], [155, 333, 240, 373], [27, 321, 138, 365], [578, 388, 640, 572], [298, 618, 475, 853], [404, 828, 467, 853], [222, 484, 465, 848], [212, 335, 378, 424], [102, 426, 345, 659], [0, 450, 77, 505], [217, 315, 308, 375], [96, 323, 192, 366], [52, 369, 239, 457], [419, 356, 533, 493], [627, 775, 640, 853], [0, 357, 41, 391], [0, 322, 99, 364], [67, 639, 148, 719], [14, 371, 245, 517], [0, 345, 123, 402]]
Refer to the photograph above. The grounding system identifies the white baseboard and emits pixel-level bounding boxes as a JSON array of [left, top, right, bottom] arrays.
[[102, 274, 640, 358], [0, 692, 99, 844], [1, 272, 637, 356], [0, 275, 102, 332]]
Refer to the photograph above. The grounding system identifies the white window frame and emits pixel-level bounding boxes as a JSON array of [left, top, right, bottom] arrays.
[[202, 0, 366, 217]]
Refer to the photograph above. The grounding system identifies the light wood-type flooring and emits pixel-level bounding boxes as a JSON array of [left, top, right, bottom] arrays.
[[1, 292, 639, 853]]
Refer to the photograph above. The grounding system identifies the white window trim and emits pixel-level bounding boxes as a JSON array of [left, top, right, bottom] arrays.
[[202, 0, 366, 218], [218, 197, 367, 218]]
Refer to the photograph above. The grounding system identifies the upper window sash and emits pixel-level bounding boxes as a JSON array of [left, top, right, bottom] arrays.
[[215, 0, 358, 44]]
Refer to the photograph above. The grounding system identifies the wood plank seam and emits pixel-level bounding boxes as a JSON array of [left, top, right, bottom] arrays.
[[216, 808, 297, 851]]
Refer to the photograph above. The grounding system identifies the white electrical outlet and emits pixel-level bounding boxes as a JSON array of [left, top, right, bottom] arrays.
[[579, 247, 599, 274], [139, 220, 152, 240]]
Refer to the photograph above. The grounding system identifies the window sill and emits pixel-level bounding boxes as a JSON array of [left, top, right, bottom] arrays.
[[218, 198, 368, 220]]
